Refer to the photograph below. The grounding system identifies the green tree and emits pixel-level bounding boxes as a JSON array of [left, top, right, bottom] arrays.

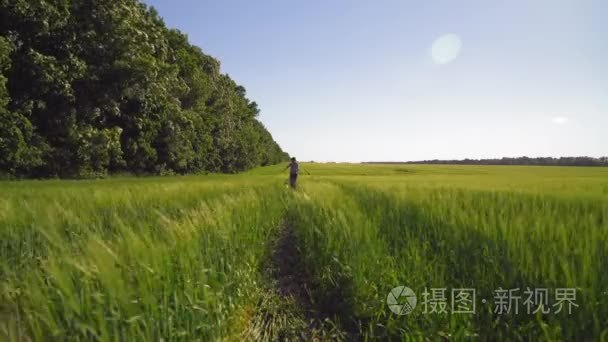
[[0, 0, 288, 177]]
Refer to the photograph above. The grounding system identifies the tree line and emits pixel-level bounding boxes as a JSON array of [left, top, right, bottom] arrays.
[[365, 156, 608, 167], [0, 0, 288, 178]]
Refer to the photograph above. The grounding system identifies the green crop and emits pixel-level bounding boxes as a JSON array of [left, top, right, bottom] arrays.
[[1, 164, 607, 340]]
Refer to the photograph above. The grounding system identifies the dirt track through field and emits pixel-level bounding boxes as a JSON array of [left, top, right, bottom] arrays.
[[263, 220, 350, 341], [272, 222, 309, 308], [269, 221, 317, 340]]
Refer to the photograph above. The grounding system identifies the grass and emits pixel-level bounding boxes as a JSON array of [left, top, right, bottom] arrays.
[[1, 163, 607, 340]]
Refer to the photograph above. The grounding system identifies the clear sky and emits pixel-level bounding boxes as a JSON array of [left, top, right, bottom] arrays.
[[143, 0, 606, 162]]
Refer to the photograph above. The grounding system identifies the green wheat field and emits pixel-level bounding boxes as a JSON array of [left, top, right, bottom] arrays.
[[1, 164, 607, 340]]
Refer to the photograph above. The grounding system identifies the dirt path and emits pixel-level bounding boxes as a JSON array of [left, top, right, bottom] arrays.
[[241, 217, 352, 341], [271, 221, 309, 307], [250, 220, 347, 341], [267, 220, 318, 341]]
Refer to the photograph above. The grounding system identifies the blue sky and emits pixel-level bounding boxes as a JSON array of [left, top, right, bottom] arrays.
[[144, 0, 606, 162]]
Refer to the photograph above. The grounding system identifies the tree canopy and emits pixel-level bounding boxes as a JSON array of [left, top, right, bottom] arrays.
[[0, 0, 288, 178]]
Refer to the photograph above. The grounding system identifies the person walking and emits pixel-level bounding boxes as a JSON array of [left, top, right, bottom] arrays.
[[285, 157, 299, 189]]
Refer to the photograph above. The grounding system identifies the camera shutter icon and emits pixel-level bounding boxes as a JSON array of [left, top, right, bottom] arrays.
[[387, 286, 417, 315]]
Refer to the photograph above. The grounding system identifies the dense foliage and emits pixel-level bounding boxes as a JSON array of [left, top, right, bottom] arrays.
[[0, 0, 288, 178], [366, 156, 608, 167]]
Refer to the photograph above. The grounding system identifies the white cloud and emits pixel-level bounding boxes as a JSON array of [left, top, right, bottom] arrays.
[[551, 116, 569, 125]]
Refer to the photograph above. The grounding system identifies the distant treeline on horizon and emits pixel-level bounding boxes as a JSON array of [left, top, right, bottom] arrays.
[[363, 156, 608, 167]]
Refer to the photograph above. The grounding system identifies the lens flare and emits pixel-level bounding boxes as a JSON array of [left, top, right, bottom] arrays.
[[431, 34, 462, 65]]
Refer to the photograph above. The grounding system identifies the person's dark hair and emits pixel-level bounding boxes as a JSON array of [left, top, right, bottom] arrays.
[[291, 157, 296, 161]]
